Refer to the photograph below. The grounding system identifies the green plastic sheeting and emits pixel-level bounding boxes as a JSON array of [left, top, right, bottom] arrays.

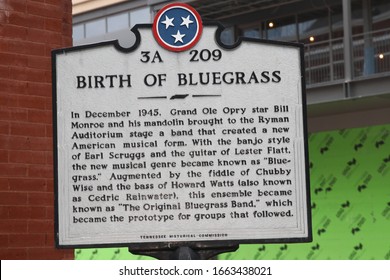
[[75, 124, 390, 260]]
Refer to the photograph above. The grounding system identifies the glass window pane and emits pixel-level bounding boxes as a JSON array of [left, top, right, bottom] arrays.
[[266, 16, 296, 42], [298, 10, 329, 43], [351, 1, 364, 35], [372, 0, 390, 31], [107, 12, 129, 33], [73, 24, 84, 41], [330, 6, 343, 39], [130, 7, 151, 26], [86, 18, 106, 38], [243, 28, 261, 39], [371, 0, 390, 74], [220, 26, 235, 45]]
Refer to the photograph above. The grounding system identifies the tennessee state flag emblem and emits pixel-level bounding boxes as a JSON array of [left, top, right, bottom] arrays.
[[152, 3, 203, 52]]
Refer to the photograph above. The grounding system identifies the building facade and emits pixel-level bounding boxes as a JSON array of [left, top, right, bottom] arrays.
[[72, 0, 390, 132], [0, 0, 73, 259]]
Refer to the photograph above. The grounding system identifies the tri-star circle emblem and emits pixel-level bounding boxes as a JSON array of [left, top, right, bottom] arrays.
[[152, 3, 203, 52]]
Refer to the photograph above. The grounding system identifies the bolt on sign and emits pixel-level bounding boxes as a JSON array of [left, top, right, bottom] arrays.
[[53, 3, 312, 248]]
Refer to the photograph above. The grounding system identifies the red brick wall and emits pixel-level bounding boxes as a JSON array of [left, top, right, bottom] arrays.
[[0, 0, 73, 259]]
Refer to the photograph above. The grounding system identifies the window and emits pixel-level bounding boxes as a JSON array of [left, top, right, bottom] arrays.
[[220, 26, 235, 45], [73, 6, 152, 42], [130, 7, 150, 26], [85, 18, 106, 38], [243, 28, 261, 39], [266, 16, 296, 42], [240, 16, 297, 42], [73, 24, 84, 41], [298, 10, 329, 44], [107, 12, 129, 33]]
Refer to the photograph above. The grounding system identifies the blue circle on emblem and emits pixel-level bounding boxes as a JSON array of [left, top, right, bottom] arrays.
[[153, 3, 203, 52]]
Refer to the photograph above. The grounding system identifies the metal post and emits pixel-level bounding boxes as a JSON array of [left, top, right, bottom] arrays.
[[128, 242, 239, 260], [328, 8, 334, 81], [362, 0, 374, 75], [342, 0, 353, 86], [171, 247, 201, 260]]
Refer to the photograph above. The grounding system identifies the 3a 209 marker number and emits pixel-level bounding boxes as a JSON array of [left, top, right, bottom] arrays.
[[189, 49, 222, 62]]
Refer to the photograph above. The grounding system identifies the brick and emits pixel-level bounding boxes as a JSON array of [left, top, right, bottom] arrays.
[[9, 11, 46, 29], [27, 247, 73, 260], [17, 95, 46, 110], [45, 18, 62, 32], [45, 43, 66, 56], [28, 137, 53, 151], [8, 178, 47, 191], [8, 11, 29, 27], [10, 122, 46, 137], [44, 96, 53, 110], [0, 65, 10, 78], [27, 219, 53, 233], [0, 39, 8, 53], [0, 206, 9, 219], [62, 13, 73, 27], [0, 107, 29, 122], [9, 66, 37, 82], [10, 67, 50, 83], [0, 234, 10, 247], [3, 0, 27, 12], [0, 135, 31, 150], [46, 124, 53, 137], [7, 206, 47, 219], [48, 31, 63, 45], [0, 95, 8, 107], [0, 192, 28, 206], [27, 164, 53, 178], [9, 150, 46, 164], [45, 231, 56, 246], [45, 206, 55, 220], [28, 192, 53, 206], [2, 0, 72, 260], [0, 25, 28, 40], [45, 0, 63, 7], [0, 121, 10, 134], [9, 233, 46, 247], [0, 53, 17, 67], [46, 179, 54, 190], [0, 150, 8, 163], [0, 80, 28, 97], [62, 35, 73, 48], [0, 220, 28, 233], [27, 2, 63, 20], [28, 109, 52, 124], [0, 248, 28, 260], [43, 206, 55, 219], [26, 14, 46, 30], [63, 22, 72, 34], [0, 164, 28, 177], [27, 82, 51, 97], [0, 178, 10, 191], [45, 151, 53, 164], [7, 40, 45, 56], [27, 28, 48, 43], [27, 56, 51, 70]]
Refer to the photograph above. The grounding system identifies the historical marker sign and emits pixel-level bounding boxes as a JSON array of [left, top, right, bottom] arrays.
[[53, 3, 311, 248]]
